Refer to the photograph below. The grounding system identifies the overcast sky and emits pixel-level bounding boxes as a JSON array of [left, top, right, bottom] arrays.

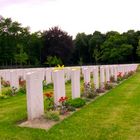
[[0, 0, 140, 38]]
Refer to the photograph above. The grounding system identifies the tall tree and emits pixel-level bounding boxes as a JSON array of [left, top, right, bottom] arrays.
[[42, 27, 74, 65], [89, 31, 105, 64], [74, 33, 90, 64], [122, 30, 139, 62], [101, 33, 133, 64]]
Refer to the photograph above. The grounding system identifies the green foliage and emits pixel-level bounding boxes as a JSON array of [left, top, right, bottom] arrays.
[[2, 88, 11, 96], [18, 86, 26, 94], [42, 26, 73, 65], [78, 57, 83, 66], [45, 111, 60, 121], [82, 82, 97, 98], [0, 15, 140, 66], [74, 33, 91, 64], [58, 96, 68, 115], [14, 44, 28, 65], [66, 98, 86, 108], [19, 79, 26, 94], [44, 92, 54, 111], [136, 40, 140, 58], [89, 31, 105, 64], [117, 76, 123, 82], [101, 33, 133, 63], [0, 94, 9, 99], [45, 56, 62, 67], [43, 83, 53, 91]]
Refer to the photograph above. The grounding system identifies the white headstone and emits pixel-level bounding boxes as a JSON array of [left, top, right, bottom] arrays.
[[71, 69, 80, 99], [93, 66, 99, 90], [26, 72, 44, 120], [114, 66, 117, 81], [105, 66, 110, 82], [53, 70, 65, 105], [64, 68, 71, 82], [100, 66, 105, 89], [45, 68, 52, 84], [5, 70, 10, 82], [110, 66, 114, 77], [10, 70, 19, 89], [83, 68, 90, 83]]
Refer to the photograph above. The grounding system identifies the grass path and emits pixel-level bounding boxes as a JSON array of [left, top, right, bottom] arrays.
[[1, 71, 140, 140]]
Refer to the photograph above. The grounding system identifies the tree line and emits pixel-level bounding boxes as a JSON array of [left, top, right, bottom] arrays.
[[0, 16, 140, 68]]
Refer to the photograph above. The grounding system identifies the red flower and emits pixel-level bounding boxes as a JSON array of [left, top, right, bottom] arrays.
[[58, 96, 68, 102], [117, 72, 122, 77]]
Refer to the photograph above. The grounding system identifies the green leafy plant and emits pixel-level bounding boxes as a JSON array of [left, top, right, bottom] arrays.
[[19, 78, 26, 94], [58, 96, 68, 115], [82, 82, 97, 98], [18, 85, 26, 94], [66, 98, 86, 108], [43, 83, 53, 91], [2, 87, 17, 97], [45, 111, 60, 121], [44, 92, 55, 111], [45, 56, 62, 67], [0, 94, 8, 99]]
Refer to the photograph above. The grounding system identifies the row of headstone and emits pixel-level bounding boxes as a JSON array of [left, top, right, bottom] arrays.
[[82, 64, 138, 90], [25, 64, 138, 120], [26, 67, 81, 120], [0, 64, 138, 92], [0, 64, 138, 120]]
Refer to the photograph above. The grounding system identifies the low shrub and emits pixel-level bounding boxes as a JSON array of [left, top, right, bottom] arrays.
[[0, 94, 9, 99], [65, 80, 71, 85], [44, 92, 55, 111], [82, 82, 97, 99], [2, 88, 12, 96], [45, 111, 60, 121], [58, 96, 68, 115], [18, 86, 26, 94], [66, 98, 86, 108], [43, 83, 53, 91]]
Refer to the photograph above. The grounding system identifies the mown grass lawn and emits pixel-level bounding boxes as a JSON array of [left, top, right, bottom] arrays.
[[0, 71, 140, 140]]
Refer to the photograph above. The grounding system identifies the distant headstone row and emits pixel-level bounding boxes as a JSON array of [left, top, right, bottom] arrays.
[[0, 64, 138, 120]]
